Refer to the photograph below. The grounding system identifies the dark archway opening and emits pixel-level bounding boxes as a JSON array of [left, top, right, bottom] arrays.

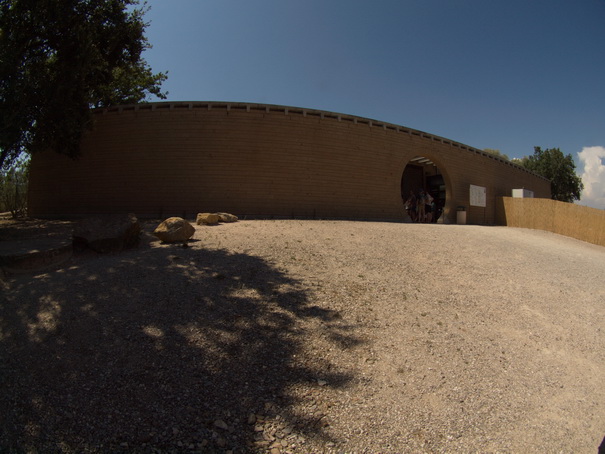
[[401, 156, 447, 223]]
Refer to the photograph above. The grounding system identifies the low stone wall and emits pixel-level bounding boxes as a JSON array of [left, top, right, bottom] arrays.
[[496, 197, 605, 246]]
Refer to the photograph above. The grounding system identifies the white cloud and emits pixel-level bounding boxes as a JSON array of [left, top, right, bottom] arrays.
[[577, 146, 605, 210]]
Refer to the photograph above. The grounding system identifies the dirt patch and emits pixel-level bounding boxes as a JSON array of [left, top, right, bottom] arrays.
[[1, 220, 604, 453]]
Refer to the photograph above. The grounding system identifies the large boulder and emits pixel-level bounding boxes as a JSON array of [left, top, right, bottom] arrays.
[[153, 217, 195, 242], [216, 212, 238, 223], [196, 213, 220, 225], [73, 213, 140, 253]]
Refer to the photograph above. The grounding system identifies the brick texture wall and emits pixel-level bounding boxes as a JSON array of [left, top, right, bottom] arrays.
[[28, 102, 551, 223]]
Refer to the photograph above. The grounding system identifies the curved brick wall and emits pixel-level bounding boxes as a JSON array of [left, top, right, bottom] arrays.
[[28, 101, 550, 224]]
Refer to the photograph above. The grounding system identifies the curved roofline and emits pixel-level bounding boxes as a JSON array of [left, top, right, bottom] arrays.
[[93, 101, 549, 182]]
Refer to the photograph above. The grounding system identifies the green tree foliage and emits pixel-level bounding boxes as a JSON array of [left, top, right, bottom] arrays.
[[484, 148, 510, 161], [0, 0, 167, 170], [0, 153, 30, 217], [519, 146, 584, 203]]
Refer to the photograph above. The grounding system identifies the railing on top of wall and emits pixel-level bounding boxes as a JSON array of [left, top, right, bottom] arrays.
[[96, 101, 549, 181], [496, 197, 605, 247]]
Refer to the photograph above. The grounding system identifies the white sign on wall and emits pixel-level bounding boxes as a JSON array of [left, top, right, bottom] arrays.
[[470, 184, 487, 207], [512, 188, 534, 198]]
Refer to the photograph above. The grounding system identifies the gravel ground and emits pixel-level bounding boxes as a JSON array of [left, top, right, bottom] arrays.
[[1, 219, 604, 453]]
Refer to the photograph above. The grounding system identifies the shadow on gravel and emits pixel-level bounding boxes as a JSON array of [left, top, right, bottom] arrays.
[[0, 217, 74, 241], [0, 240, 358, 452]]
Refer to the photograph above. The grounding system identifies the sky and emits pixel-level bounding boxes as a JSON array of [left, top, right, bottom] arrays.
[[141, 0, 605, 209]]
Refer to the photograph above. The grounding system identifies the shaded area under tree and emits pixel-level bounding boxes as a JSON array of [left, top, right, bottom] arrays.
[[0, 237, 360, 452]]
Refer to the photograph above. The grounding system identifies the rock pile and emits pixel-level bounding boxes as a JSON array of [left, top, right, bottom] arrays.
[[216, 212, 239, 223], [196, 212, 238, 225], [196, 213, 220, 225]]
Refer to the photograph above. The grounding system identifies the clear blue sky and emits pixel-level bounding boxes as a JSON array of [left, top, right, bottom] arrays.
[[141, 0, 605, 208]]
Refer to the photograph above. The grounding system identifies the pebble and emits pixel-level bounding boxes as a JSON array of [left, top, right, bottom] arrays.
[[139, 434, 153, 443], [214, 419, 229, 430]]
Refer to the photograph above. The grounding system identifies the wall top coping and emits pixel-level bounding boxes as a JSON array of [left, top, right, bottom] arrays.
[[94, 101, 549, 182]]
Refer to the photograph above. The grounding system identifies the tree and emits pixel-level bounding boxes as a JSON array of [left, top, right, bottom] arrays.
[[484, 148, 510, 161], [0, 0, 167, 170], [0, 152, 30, 217], [519, 146, 584, 203]]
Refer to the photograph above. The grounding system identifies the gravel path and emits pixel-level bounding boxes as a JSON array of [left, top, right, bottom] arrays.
[[1, 219, 604, 453]]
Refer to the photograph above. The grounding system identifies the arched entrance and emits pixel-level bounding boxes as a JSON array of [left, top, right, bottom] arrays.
[[401, 156, 449, 223]]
